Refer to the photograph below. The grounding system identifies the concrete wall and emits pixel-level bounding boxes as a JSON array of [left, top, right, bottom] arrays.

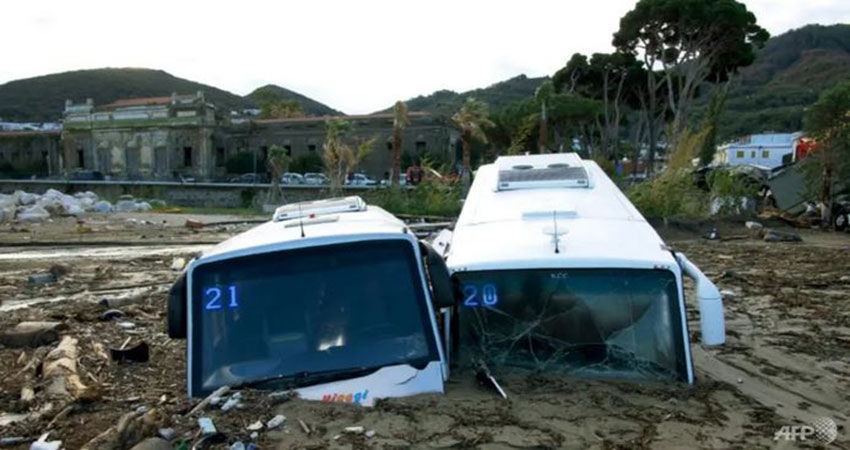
[[61, 126, 215, 180], [0, 179, 381, 208], [0, 131, 61, 176]]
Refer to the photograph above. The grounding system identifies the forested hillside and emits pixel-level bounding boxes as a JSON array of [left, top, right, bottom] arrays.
[[380, 75, 547, 116], [717, 24, 850, 139]]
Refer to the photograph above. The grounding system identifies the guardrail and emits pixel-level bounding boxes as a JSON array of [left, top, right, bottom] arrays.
[[0, 179, 386, 190]]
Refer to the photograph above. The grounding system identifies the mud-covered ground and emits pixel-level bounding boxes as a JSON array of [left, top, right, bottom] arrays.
[[0, 214, 848, 449]]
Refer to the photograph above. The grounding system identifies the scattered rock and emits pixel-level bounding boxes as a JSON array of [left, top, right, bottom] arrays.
[[29, 433, 61, 450], [0, 437, 26, 446], [221, 392, 243, 412], [157, 428, 176, 441], [48, 264, 70, 279], [94, 200, 114, 213], [27, 272, 57, 286], [0, 322, 65, 348], [745, 221, 763, 230], [170, 258, 186, 272], [198, 417, 217, 436], [762, 228, 802, 243], [18, 205, 50, 223], [129, 438, 172, 450], [266, 414, 286, 430], [185, 219, 204, 230]]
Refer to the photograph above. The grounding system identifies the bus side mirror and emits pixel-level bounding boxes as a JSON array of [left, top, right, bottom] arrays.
[[675, 252, 725, 346], [167, 273, 187, 339], [421, 242, 457, 309]]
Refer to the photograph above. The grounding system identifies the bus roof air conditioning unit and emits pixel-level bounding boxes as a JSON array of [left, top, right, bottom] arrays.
[[273, 196, 366, 222], [496, 154, 589, 191]]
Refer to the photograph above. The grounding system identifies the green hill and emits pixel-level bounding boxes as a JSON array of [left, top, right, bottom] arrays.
[[245, 84, 342, 116], [0, 68, 342, 122], [380, 74, 547, 115], [717, 24, 850, 139]]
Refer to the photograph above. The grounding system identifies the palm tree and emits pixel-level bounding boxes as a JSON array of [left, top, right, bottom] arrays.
[[322, 119, 374, 195], [266, 145, 290, 204], [452, 97, 494, 188], [391, 101, 410, 187]]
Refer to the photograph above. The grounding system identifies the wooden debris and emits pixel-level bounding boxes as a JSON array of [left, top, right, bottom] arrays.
[[299, 419, 311, 435], [0, 321, 65, 348], [42, 336, 91, 401], [187, 385, 230, 416]]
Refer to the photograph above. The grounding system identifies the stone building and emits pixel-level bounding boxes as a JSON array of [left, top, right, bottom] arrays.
[[0, 92, 458, 181], [217, 112, 456, 180], [61, 92, 217, 180], [0, 129, 61, 176]]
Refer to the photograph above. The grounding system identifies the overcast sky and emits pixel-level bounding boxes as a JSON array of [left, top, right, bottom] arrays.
[[1, 0, 849, 114]]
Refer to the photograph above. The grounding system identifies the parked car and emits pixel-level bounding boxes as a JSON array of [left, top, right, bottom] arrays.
[[346, 173, 377, 186], [71, 170, 105, 181], [229, 173, 265, 184], [303, 172, 329, 185], [281, 172, 305, 185]]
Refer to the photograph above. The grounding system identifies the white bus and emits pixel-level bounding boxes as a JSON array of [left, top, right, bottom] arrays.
[[167, 197, 454, 405], [444, 154, 725, 384]]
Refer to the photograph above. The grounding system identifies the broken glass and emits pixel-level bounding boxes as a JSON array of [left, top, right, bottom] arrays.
[[454, 269, 688, 382]]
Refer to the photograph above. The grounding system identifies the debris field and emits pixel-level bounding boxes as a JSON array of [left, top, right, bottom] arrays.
[[0, 214, 848, 449]]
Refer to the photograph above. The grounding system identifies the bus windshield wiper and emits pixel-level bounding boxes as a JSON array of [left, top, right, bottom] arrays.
[[230, 366, 383, 391]]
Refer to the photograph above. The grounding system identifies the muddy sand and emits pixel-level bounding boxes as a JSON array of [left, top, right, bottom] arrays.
[[0, 214, 848, 449]]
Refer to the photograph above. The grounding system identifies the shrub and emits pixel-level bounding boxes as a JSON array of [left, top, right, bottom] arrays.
[[366, 182, 462, 217], [627, 170, 709, 219]]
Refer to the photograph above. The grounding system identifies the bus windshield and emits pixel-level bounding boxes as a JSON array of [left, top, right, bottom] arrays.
[[189, 239, 440, 395], [454, 268, 687, 382]]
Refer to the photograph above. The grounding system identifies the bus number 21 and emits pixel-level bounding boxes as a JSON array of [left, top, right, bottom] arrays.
[[204, 286, 239, 311]]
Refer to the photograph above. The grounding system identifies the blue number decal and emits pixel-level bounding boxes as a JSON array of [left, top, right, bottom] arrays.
[[482, 284, 499, 306], [228, 285, 239, 308], [463, 285, 478, 307], [205, 287, 223, 310]]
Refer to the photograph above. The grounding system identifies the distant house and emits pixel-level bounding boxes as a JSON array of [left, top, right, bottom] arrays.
[[718, 132, 804, 169]]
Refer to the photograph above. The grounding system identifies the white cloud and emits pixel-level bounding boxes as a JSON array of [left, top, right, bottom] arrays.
[[0, 0, 847, 114]]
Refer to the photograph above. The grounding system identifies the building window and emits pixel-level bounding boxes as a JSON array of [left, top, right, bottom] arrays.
[[183, 147, 193, 167], [261, 146, 269, 162], [216, 147, 225, 167], [284, 145, 292, 156], [77, 148, 85, 168], [762, 150, 770, 158], [750, 150, 756, 158], [415, 141, 426, 152], [736, 150, 744, 159], [308, 144, 317, 152]]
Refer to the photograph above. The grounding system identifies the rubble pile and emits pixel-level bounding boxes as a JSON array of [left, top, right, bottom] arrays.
[[0, 215, 847, 449], [0, 190, 155, 223]]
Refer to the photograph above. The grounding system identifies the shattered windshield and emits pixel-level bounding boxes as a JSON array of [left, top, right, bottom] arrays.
[[455, 269, 687, 382], [189, 239, 439, 395]]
